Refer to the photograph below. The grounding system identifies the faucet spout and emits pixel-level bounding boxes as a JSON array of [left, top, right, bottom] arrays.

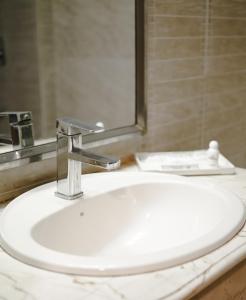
[[70, 148, 120, 170]]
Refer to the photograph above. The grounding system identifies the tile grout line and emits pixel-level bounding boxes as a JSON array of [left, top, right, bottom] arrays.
[[151, 35, 246, 40], [201, 0, 211, 148], [149, 69, 246, 85], [148, 14, 246, 21], [151, 53, 246, 62]]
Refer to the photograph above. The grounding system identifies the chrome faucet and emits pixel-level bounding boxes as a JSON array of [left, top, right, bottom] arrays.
[[0, 111, 34, 148], [55, 117, 120, 200]]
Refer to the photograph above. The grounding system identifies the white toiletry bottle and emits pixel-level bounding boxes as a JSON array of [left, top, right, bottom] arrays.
[[207, 140, 219, 167]]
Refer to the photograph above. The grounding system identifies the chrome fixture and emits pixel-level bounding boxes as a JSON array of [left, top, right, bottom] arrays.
[[0, 111, 34, 148], [55, 117, 120, 200]]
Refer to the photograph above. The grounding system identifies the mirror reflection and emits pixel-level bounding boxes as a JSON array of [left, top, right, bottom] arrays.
[[0, 0, 136, 151]]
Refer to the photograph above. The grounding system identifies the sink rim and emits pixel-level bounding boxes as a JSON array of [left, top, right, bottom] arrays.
[[0, 172, 245, 276]]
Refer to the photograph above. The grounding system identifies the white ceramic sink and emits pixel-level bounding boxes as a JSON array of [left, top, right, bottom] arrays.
[[0, 172, 245, 276]]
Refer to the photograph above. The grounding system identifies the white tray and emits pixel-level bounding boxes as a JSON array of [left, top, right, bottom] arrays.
[[135, 150, 236, 176]]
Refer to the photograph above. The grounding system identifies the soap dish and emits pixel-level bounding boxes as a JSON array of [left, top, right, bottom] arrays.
[[135, 150, 236, 176]]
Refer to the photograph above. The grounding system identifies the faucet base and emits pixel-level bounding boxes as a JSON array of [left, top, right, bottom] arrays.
[[54, 191, 83, 200]]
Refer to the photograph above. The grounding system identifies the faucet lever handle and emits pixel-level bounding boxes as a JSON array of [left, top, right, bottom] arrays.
[[0, 111, 32, 124], [56, 117, 104, 136]]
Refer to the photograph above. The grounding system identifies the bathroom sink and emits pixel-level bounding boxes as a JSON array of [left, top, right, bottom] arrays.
[[0, 172, 245, 276]]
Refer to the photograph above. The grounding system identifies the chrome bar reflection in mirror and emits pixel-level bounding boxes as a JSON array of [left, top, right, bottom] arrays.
[[0, 141, 56, 171]]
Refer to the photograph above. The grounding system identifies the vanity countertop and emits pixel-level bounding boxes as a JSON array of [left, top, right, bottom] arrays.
[[0, 166, 246, 300]]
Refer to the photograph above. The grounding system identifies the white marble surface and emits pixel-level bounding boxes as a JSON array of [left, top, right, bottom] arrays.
[[0, 167, 246, 300]]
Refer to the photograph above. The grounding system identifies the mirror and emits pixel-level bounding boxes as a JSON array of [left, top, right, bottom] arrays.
[[0, 0, 145, 154]]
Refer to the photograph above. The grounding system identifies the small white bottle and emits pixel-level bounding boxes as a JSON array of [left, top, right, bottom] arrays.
[[207, 140, 219, 167]]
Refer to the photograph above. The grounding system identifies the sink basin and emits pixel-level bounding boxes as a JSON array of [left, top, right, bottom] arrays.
[[0, 172, 245, 275]]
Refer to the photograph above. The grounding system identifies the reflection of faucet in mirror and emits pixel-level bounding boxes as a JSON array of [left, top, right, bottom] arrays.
[[0, 111, 34, 148], [55, 117, 121, 200]]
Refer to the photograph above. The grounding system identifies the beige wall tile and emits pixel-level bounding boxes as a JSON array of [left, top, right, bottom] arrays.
[[205, 73, 246, 94], [153, 16, 204, 37], [204, 89, 246, 111], [208, 37, 246, 56], [150, 58, 204, 82], [151, 37, 204, 60], [203, 105, 244, 132], [153, 0, 205, 17], [142, 135, 201, 152], [148, 97, 202, 126], [206, 54, 246, 75], [152, 78, 205, 104], [211, 0, 246, 18], [144, 117, 201, 151], [210, 18, 246, 36]]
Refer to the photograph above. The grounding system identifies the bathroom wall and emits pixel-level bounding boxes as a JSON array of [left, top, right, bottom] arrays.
[[143, 0, 246, 167]]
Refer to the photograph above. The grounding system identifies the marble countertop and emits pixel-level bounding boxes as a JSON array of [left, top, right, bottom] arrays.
[[0, 166, 246, 300]]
